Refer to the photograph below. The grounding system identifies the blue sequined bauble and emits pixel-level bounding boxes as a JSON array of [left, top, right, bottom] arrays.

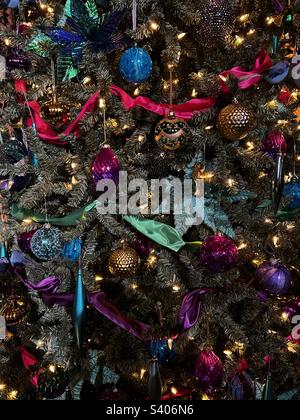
[[119, 47, 152, 84], [283, 178, 300, 209], [150, 339, 176, 364], [30, 225, 64, 261]]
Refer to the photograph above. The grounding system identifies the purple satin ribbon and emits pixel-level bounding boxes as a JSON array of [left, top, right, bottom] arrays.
[[273, 0, 284, 14], [14, 267, 150, 341], [178, 288, 214, 332]]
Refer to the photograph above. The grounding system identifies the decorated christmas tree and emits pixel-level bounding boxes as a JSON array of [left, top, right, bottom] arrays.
[[0, 0, 300, 401]]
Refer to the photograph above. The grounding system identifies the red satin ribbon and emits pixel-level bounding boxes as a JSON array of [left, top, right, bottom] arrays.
[[20, 346, 39, 389], [220, 50, 273, 90]]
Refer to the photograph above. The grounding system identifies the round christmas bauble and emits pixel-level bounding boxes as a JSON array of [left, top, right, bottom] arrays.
[[199, 234, 239, 272], [256, 260, 291, 296], [30, 224, 64, 261], [0, 296, 30, 326], [18, 230, 37, 254], [283, 176, 300, 209], [262, 131, 287, 159], [41, 100, 71, 130], [108, 245, 141, 278], [217, 104, 255, 141], [195, 349, 224, 396], [132, 234, 154, 258], [196, 0, 235, 48], [6, 48, 30, 71], [92, 146, 120, 186], [38, 365, 69, 400], [119, 47, 152, 84], [155, 113, 191, 151], [282, 298, 300, 319], [150, 339, 176, 365]]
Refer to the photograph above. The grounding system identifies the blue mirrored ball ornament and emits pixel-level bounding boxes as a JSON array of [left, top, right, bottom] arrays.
[[119, 47, 152, 84], [30, 224, 64, 261], [283, 177, 300, 209]]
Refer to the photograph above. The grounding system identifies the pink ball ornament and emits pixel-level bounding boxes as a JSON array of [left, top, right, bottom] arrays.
[[195, 349, 224, 396], [262, 131, 287, 160], [92, 146, 120, 186], [199, 234, 239, 272], [255, 259, 291, 297]]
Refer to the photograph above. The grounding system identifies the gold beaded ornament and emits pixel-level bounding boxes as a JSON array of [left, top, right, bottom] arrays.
[[108, 244, 141, 278], [0, 297, 30, 327], [217, 104, 255, 141]]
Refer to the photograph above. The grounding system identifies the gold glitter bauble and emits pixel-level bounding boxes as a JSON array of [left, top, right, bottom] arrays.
[[108, 245, 141, 278], [41, 100, 71, 130], [217, 104, 255, 141], [155, 113, 190, 151], [0, 297, 30, 326]]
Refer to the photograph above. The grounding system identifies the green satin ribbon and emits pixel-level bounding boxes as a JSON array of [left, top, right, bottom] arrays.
[[11, 203, 202, 252], [11, 201, 98, 226]]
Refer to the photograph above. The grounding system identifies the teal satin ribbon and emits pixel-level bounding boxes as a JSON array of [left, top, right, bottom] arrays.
[[11, 201, 98, 226]]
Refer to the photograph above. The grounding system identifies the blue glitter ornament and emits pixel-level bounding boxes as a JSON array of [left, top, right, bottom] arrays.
[[150, 339, 176, 364], [283, 177, 300, 209], [62, 238, 82, 261], [30, 224, 64, 261], [119, 47, 152, 84]]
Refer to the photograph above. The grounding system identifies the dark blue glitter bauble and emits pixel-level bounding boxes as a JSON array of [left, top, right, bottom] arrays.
[[150, 339, 176, 364], [283, 178, 300, 209], [119, 47, 152, 84], [30, 225, 64, 261]]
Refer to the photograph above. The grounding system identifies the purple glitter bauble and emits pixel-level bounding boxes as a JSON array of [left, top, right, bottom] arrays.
[[92, 147, 120, 186], [6, 48, 31, 72], [18, 230, 38, 254], [256, 260, 291, 296], [195, 349, 224, 396], [262, 131, 287, 160], [132, 234, 154, 258], [199, 234, 238, 272]]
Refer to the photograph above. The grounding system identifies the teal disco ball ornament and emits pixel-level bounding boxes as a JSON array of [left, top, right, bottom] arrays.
[[30, 224, 64, 261], [119, 47, 152, 84]]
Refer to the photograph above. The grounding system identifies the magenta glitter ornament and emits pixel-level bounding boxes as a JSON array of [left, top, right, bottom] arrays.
[[6, 48, 31, 72], [282, 298, 300, 319], [92, 147, 120, 186], [18, 230, 38, 254], [195, 349, 224, 396], [256, 260, 291, 296], [132, 234, 154, 258], [199, 234, 239, 272], [262, 131, 287, 160]]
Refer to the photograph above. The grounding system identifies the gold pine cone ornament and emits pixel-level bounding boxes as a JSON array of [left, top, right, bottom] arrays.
[[108, 245, 141, 278], [217, 104, 255, 141]]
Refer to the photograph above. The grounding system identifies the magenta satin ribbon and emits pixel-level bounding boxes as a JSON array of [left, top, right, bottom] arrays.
[[27, 92, 101, 145], [20, 346, 39, 388], [110, 85, 216, 120], [220, 50, 273, 90]]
